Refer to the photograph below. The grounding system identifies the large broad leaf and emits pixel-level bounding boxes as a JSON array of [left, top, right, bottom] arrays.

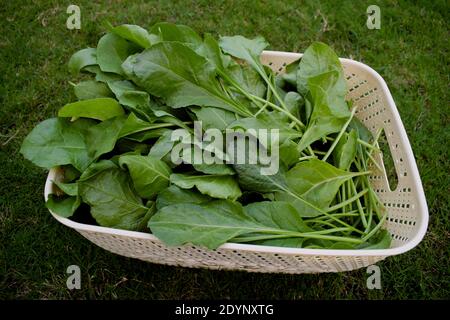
[[73, 80, 113, 100], [148, 200, 266, 249], [109, 24, 153, 48], [68, 48, 96, 75], [117, 113, 181, 140], [78, 166, 153, 231], [20, 118, 95, 171], [226, 132, 288, 192], [243, 201, 312, 232], [53, 181, 78, 196], [107, 79, 136, 95], [273, 192, 324, 217], [118, 112, 157, 137], [119, 154, 171, 199], [286, 158, 361, 208], [192, 163, 235, 176], [156, 185, 210, 210], [97, 33, 139, 75], [107, 80, 153, 120], [58, 97, 125, 121], [152, 109, 191, 131], [227, 63, 266, 98], [297, 41, 346, 95], [50, 180, 82, 218], [79, 160, 117, 180], [61, 165, 81, 182], [148, 130, 175, 159], [333, 129, 358, 170], [170, 173, 242, 200], [229, 140, 327, 217], [297, 71, 350, 151], [84, 65, 123, 83], [85, 116, 126, 159], [219, 35, 271, 98], [122, 42, 250, 116], [232, 161, 288, 193], [348, 117, 373, 142], [176, 143, 236, 175], [149, 22, 203, 49], [196, 33, 231, 71], [280, 59, 300, 87], [125, 128, 172, 142], [119, 91, 153, 117], [219, 35, 268, 71], [283, 91, 303, 119], [279, 139, 300, 168], [357, 230, 392, 249], [148, 200, 319, 249], [191, 107, 237, 131], [227, 114, 301, 144], [46, 194, 80, 218]]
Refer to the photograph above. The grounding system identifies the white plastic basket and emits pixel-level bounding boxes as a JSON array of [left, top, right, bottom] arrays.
[[44, 51, 428, 274]]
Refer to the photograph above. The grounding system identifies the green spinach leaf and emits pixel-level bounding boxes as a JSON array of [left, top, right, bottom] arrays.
[[119, 154, 171, 199], [58, 97, 125, 121], [297, 71, 350, 151], [85, 116, 126, 159], [156, 185, 211, 209], [68, 48, 97, 75], [243, 201, 312, 232], [109, 24, 153, 48], [297, 41, 346, 95], [46, 194, 80, 218], [333, 129, 358, 170], [286, 158, 362, 208], [149, 22, 203, 49], [20, 118, 95, 171], [191, 107, 237, 131], [170, 173, 242, 200], [122, 42, 251, 116], [73, 80, 113, 100], [97, 33, 139, 75], [148, 200, 262, 249], [78, 166, 153, 231]]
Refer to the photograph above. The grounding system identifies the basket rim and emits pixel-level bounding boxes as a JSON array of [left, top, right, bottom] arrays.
[[44, 51, 429, 258]]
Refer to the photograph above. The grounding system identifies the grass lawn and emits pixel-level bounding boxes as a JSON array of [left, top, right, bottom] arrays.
[[0, 0, 448, 299]]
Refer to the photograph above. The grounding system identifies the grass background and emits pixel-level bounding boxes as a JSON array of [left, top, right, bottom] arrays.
[[0, 0, 448, 299]]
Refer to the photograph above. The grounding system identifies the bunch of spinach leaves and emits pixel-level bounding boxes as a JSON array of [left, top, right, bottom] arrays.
[[21, 22, 391, 250]]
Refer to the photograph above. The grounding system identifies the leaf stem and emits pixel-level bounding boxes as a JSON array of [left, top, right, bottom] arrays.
[[366, 151, 383, 172], [326, 188, 368, 212], [308, 220, 340, 229], [322, 107, 356, 161], [307, 211, 360, 221], [280, 187, 364, 235], [299, 155, 316, 161], [232, 230, 363, 244], [249, 93, 306, 128], [350, 178, 368, 228], [358, 139, 380, 151], [254, 74, 273, 117], [361, 211, 388, 242], [218, 68, 306, 130]]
